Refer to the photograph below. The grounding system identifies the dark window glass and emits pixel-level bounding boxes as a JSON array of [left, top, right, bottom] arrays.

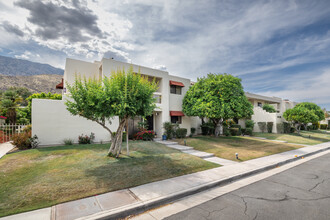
[[170, 85, 182, 94], [258, 102, 262, 107], [171, 116, 182, 124]]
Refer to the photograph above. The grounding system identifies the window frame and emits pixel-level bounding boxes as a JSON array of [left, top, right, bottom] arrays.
[[171, 116, 182, 124], [170, 85, 182, 95]]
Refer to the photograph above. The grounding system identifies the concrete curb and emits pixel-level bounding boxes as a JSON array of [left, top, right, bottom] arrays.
[[78, 145, 330, 220]]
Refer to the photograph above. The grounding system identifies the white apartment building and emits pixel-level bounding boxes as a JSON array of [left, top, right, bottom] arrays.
[[32, 58, 298, 145], [32, 58, 201, 145], [239, 92, 298, 133]]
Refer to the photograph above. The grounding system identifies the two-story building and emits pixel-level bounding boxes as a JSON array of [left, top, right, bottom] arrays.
[[32, 58, 201, 145]]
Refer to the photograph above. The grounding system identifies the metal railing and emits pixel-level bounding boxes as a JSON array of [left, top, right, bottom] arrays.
[[0, 124, 29, 143]]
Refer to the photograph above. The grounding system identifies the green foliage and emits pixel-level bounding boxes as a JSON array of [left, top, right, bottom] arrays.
[[176, 128, 187, 138], [134, 130, 155, 141], [262, 104, 276, 113], [78, 133, 95, 144], [137, 120, 148, 131], [224, 128, 231, 136], [245, 120, 255, 129], [200, 122, 215, 135], [229, 127, 239, 136], [267, 122, 274, 133], [283, 122, 291, 133], [276, 123, 284, 133], [11, 131, 39, 150], [182, 74, 253, 135], [257, 122, 267, 133], [190, 127, 196, 135], [63, 139, 74, 145], [283, 102, 325, 133], [163, 122, 175, 139], [320, 124, 327, 130], [245, 128, 253, 136], [231, 124, 242, 135]]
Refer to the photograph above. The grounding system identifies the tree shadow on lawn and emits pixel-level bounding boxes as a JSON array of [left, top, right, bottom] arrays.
[[294, 133, 330, 143], [83, 154, 217, 193]]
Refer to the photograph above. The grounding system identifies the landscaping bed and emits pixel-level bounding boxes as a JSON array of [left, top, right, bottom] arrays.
[[175, 136, 303, 161], [253, 130, 330, 145], [0, 141, 218, 217]]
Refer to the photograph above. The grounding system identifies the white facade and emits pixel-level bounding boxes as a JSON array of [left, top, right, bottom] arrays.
[[239, 92, 298, 133], [33, 58, 200, 145]]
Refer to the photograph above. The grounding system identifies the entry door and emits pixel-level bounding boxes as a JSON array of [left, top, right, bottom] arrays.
[[146, 115, 154, 131]]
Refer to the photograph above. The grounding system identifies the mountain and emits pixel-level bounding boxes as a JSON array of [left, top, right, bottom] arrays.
[[0, 55, 64, 76], [0, 74, 63, 94]]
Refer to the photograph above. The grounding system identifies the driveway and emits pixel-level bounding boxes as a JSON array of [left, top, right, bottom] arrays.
[[0, 142, 14, 158]]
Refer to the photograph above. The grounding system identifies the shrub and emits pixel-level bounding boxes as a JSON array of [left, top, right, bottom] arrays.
[[200, 122, 215, 135], [11, 131, 39, 150], [267, 122, 274, 133], [190, 127, 196, 135], [78, 132, 95, 144], [276, 123, 284, 133], [224, 128, 230, 136], [229, 128, 239, 136], [320, 124, 328, 130], [23, 125, 32, 132], [257, 122, 267, 133], [245, 120, 255, 129], [176, 128, 187, 138], [201, 123, 208, 135], [290, 127, 295, 133], [283, 122, 291, 133], [262, 104, 276, 113], [137, 121, 148, 131], [241, 128, 246, 135], [311, 122, 320, 130], [63, 138, 74, 145], [163, 122, 175, 139], [231, 124, 241, 135], [134, 130, 155, 141], [245, 128, 253, 136]]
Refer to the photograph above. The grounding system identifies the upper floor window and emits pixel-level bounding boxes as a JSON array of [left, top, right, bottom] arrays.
[[170, 85, 182, 95]]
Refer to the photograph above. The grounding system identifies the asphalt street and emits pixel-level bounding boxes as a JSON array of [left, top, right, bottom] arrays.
[[165, 152, 330, 220]]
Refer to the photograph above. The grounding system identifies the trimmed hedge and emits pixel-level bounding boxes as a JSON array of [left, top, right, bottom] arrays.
[[229, 128, 239, 136], [257, 122, 267, 133], [320, 124, 328, 130], [176, 128, 187, 138], [231, 124, 242, 135], [267, 122, 273, 133], [276, 123, 284, 133]]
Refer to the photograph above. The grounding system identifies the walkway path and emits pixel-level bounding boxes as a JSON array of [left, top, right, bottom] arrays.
[[1, 141, 330, 220], [0, 142, 14, 159], [155, 140, 238, 166]]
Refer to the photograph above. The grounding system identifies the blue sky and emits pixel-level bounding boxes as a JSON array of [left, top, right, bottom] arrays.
[[0, 0, 329, 109]]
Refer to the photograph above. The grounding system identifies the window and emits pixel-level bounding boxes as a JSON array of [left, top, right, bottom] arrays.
[[171, 116, 182, 124], [170, 85, 182, 95], [257, 102, 262, 107]]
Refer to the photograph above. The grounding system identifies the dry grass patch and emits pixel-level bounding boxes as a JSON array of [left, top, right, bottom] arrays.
[[176, 136, 303, 161], [0, 141, 218, 217]]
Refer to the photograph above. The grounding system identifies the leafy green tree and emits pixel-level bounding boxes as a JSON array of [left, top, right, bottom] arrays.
[[66, 68, 157, 157], [183, 73, 253, 136], [283, 102, 325, 134], [262, 104, 276, 113], [0, 90, 22, 124]]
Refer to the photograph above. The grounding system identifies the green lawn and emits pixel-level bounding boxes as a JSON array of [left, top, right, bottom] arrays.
[[253, 130, 330, 145], [175, 136, 303, 161], [0, 141, 218, 217]]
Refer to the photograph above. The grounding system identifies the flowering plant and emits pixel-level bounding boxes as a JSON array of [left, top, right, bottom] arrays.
[[0, 116, 7, 119], [134, 130, 155, 141], [78, 132, 95, 144]]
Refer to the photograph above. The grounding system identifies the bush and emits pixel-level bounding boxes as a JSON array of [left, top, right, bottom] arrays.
[[245, 128, 253, 136], [311, 122, 320, 130], [229, 128, 239, 136], [262, 104, 276, 113], [290, 127, 295, 133], [224, 128, 230, 136], [176, 128, 187, 138], [267, 122, 274, 133], [276, 123, 284, 133], [78, 132, 95, 144], [200, 122, 215, 135], [63, 138, 74, 145], [283, 122, 291, 133], [320, 124, 328, 130], [257, 122, 267, 133], [134, 130, 155, 141], [23, 125, 32, 132], [245, 120, 255, 129], [11, 131, 39, 150], [231, 124, 241, 135], [163, 122, 175, 139], [190, 127, 196, 135], [241, 128, 246, 135]]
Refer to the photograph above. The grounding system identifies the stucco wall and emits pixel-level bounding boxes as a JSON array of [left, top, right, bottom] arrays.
[[32, 99, 119, 146]]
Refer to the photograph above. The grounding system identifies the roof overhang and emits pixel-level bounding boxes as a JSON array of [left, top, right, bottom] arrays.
[[56, 79, 64, 89], [170, 111, 185, 116], [170, 80, 184, 87], [245, 92, 281, 104]]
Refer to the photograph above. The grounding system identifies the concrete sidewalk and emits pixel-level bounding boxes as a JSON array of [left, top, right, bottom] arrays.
[[1, 141, 330, 220], [0, 142, 14, 159]]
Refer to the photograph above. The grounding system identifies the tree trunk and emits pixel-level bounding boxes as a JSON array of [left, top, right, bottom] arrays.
[[108, 118, 127, 157], [126, 120, 129, 156], [214, 119, 223, 137]]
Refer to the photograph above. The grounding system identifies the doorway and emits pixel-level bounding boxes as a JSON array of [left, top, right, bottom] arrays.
[[146, 115, 154, 131]]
